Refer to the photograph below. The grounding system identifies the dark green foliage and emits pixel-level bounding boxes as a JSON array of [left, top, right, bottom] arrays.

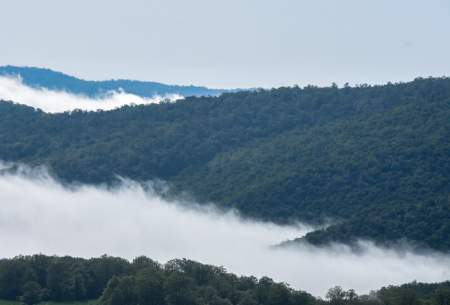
[[135, 268, 165, 305], [378, 287, 421, 305], [20, 282, 42, 305], [46, 257, 89, 301], [376, 282, 450, 305], [433, 287, 450, 305], [0, 255, 316, 305], [163, 272, 197, 305], [99, 276, 137, 305], [0, 255, 449, 305], [325, 284, 449, 305], [300, 197, 450, 251], [0, 77, 450, 250], [326, 286, 348, 305], [85, 256, 131, 299], [0, 255, 130, 303]]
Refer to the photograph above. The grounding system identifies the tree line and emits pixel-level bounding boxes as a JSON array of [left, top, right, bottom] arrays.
[[1, 255, 449, 305]]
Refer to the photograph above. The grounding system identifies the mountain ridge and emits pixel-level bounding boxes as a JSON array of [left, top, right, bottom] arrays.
[[0, 65, 234, 97], [0, 77, 449, 251]]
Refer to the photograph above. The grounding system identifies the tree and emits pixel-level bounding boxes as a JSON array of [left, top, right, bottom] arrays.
[[21, 281, 42, 305], [268, 283, 291, 305], [100, 276, 137, 305], [208, 295, 233, 305], [291, 290, 317, 305], [0, 259, 27, 299], [238, 292, 258, 305], [397, 289, 420, 305], [433, 288, 450, 305], [164, 272, 197, 305], [46, 258, 82, 301], [132, 256, 161, 273], [135, 268, 164, 305], [326, 286, 347, 305]]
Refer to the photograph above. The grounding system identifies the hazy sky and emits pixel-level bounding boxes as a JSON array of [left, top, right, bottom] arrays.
[[1, 0, 449, 88]]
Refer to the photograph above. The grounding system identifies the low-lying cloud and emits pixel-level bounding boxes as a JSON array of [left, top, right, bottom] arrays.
[[0, 76, 183, 113], [0, 164, 449, 296]]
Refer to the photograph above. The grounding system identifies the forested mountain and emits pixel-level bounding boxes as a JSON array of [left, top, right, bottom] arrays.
[[0, 77, 449, 251], [1, 254, 449, 305], [0, 66, 230, 97]]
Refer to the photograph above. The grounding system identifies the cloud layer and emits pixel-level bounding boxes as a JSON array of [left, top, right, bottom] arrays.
[[0, 76, 182, 113], [0, 164, 449, 296]]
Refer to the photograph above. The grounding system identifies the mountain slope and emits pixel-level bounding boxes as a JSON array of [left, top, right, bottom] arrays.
[[0, 77, 449, 251], [0, 66, 230, 97]]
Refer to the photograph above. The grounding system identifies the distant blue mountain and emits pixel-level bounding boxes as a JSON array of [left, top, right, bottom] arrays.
[[0, 66, 233, 98]]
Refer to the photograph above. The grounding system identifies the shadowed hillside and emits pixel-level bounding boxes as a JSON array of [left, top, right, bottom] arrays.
[[0, 77, 449, 251]]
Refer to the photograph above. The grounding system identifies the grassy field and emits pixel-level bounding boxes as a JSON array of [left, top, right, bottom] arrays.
[[0, 300, 97, 305]]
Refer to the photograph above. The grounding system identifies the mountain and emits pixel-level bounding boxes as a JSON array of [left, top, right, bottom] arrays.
[[0, 77, 449, 251], [0, 66, 231, 97]]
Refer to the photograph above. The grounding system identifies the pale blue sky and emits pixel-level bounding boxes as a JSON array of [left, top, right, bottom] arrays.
[[1, 0, 449, 88]]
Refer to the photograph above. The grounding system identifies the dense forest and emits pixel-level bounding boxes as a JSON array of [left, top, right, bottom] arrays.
[[0, 77, 449, 251], [0, 254, 449, 305], [0, 66, 230, 97]]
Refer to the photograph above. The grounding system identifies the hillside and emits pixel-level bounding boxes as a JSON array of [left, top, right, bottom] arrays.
[[0, 66, 230, 97], [0, 77, 449, 251]]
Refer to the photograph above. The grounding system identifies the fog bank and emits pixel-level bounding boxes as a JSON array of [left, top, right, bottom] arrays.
[[0, 165, 449, 296], [0, 76, 182, 112]]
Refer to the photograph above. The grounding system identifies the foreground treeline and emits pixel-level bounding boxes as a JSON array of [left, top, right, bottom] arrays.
[[0, 77, 449, 251], [0, 254, 316, 305], [0, 255, 449, 305]]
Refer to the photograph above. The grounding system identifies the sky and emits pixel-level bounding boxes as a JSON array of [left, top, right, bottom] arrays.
[[1, 0, 449, 88]]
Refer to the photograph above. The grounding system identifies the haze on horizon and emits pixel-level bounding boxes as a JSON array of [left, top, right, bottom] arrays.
[[0, 75, 183, 112], [1, 0, 449, 88]]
